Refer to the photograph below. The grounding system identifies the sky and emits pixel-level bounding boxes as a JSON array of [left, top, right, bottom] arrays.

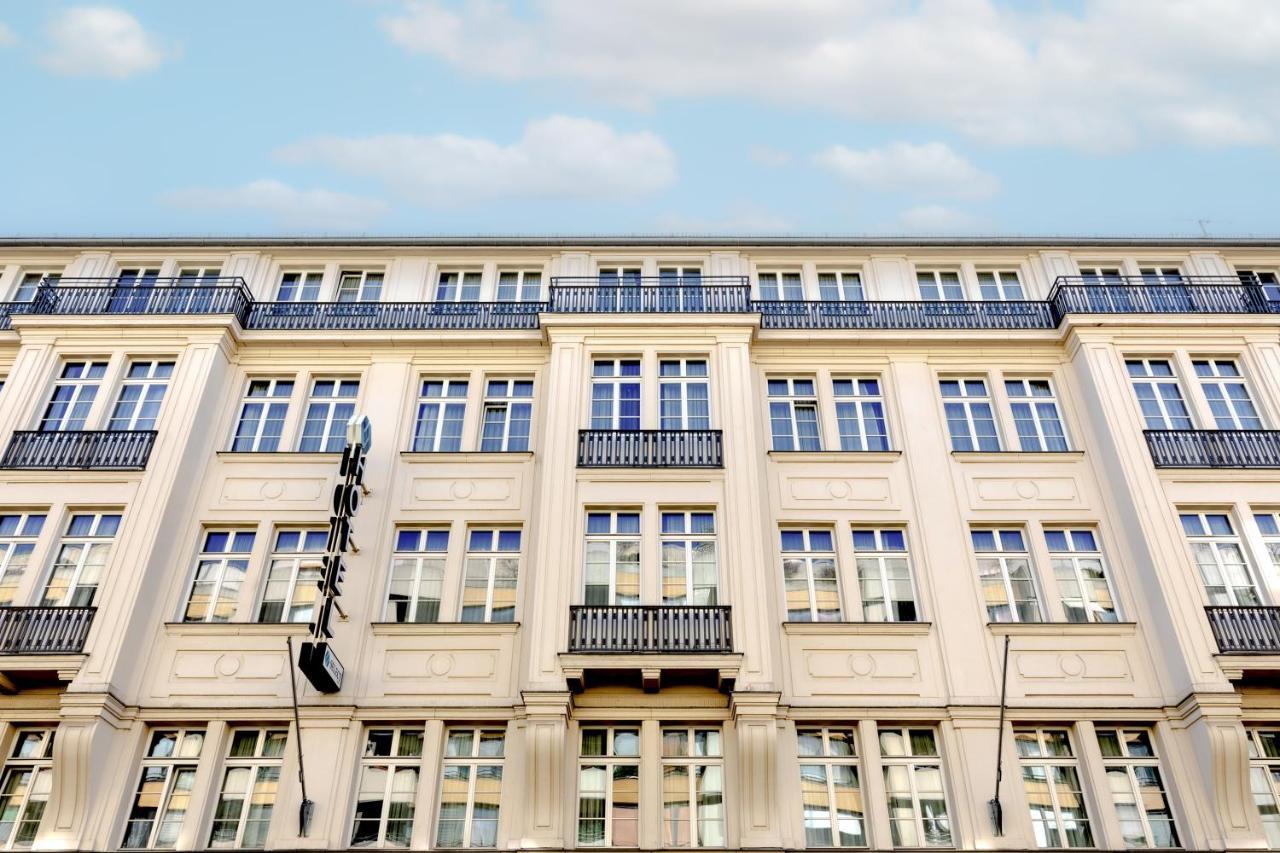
[[1, 0, 1278, 237]]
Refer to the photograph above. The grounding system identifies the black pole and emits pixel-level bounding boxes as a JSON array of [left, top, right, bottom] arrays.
[[989, 632, 1011, 836], [286, 636, 313, 836]]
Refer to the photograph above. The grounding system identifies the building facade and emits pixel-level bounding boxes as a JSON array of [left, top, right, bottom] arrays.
[[0, 237, 1276, 851]]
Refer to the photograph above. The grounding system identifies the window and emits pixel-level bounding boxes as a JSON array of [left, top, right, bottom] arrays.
[[972, 528, 1041, 623], [781, 529, 841, 621], [41, 512, 120, 607], [436, 271, 481, 302], [1045, 529, 1118, 623], [797, 728, 865, 848], [1248, 728, 1280, 849], [1239, 269, 1280, 301], [940, 378, 1000, 451], [1078, 265, 1123, 285], [480, 380, 532, 452], [385, 529, 448, 623], [412, 379, 468, 452], [496, 270, 541, 302], [176, 265, 221, 285], [660, 360, 710, 431], [977, 270, 1024, 300], [461, 529, 520, 622], [1125, 359, 1192, 430], [1095, 728, 1179, 849], [230, 379, 293, 452], [661, 727, 724, 848], [879, 727, 951, 848], [832, 379, 888, 451], [121, 729, 205, 849], [108, 360, 174, 431], [183, 530, 255, 623], [1005, 379, 1068, 451], [1014, 728, 1094, 849], [0, 729, 55, 850], [1179, 512, 1261, 606], [1193, 359, 1262, 429], [350, 728, 423, 848], [299, 378, 358, 452], [577, 727, 640, 847], [0, 513, 45, 606], [1139, 265, 1183, 284], [591, 360, 641, 431], [38, 361, 107, 431], [208, 729, 287, 849], [596, 267, 643, 310], [1253, 512, 1280, 579], [758, 271, 804, 301], [768, 378, 821, 451], [661, 512, 717, 605], [337, 270, 383, 302], [437, 729, 505, 848], [852, 529, 917, 622], [818, 271, 864, 301], [584, 512, 641, 606], [659, 266, 704, 309], [276, 271, 322, 302], [257, 529, 326, 623], [11, 272, 58, 302], [916, 270, 964, 301]]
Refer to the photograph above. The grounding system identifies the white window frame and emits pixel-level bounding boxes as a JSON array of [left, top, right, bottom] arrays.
[[1095, 728, 1180, 849], [412, 378, 469, 452], [1138, 265, 1185, 284], [590, 360, 642, 431], [349, 728, 423, 848], [207, 729, 287, 850], [916, 269, 965, 301], [0, 729, 55, 851], [229, 378, 294, 452], [38, 361, 108, 432], [460, 529, 520, 623], [40, 512, 120, 607], [11, 271, 59, 302], [435, 270, 482, 302], [659, 359, 711, 431], [1045, 528, 1120, 623], [299, 378, 359, 453], [479, 379, 533, 452], [971, 528, 1043, 623], [768, 377, 822, 451], [576, 726, 641, 848], [1078, 264, 1123, 284], [976, 269, 1025, 300], [660, 726, 725, 849], [182, 529, 255, 623], [1004, 378, 1069, 452], [1180, 512, 1263, 606], [384, 528, 448, 624], [107, 360, 174, 431], [0, 513, 46, 607], [1125, 358, 1194, 430], [436, 728, 506, 849], [660, 510, 718, 605], [1014, 727, 1095, 850], [495, 269, 542, 302], [1247, 728, 1280, 849], [120, 729, 206, 849], [878, 727, 953, 849], [176, 265, 222, 284], [939, 378, 1002, 452], [584, 512, 642, 606], [781, 528, 842, 622], [1192, 358, 1263, 430], [851, 528, 918, 623], [832, 378, 889, 452], [275, 270, 323, 302], [336, 269, 383, 302], [817, 270, 864, 301], [796, 727, 866, 848], [757, 270, 804, 301], [256, 528, 326, 623]]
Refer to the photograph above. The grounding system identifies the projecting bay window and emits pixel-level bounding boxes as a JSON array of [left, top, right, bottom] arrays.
[[1046, 528, 1119, 623], [350, 728, 423, 848], [436, 271, 482, 302], [818, 271, 864, 301], [1126, 359, 1193, 430], [972, 528, 1042, 623], [851, 529, 917, 622], [299, 378, 359, 453], [496, 270, 541, 301], [208, 729, 287, 849], [584, 512, 641, 606], [977, 269, 1025, 300], [940, 378, 1001, 452], [230, 379, 293, 452], [659, 360, 710, 430], [768, 378, 821, 451], [797, 727, 865, 848], [275, 271, 322, 302], [1179, 512, 1262, 606], [437, 729, 505, 848], [1248, 728, 1280, 849], [577, 727, 640, 847], [661, 727, 725, 848], [0, 730, 54, 850], [1015, 728, 1094, 849], [591, 360, 641, 431], [0, 513, 45, 606], [1193, 359, 1263, 429], [879, 727, 952, 848], [916, 270, 964, 301], [832, 378, 888, 451], [108, 360, 173, 431], [385, 529, 448, 623], [757, 271, 804, 301], [121, 729, 205, 849], [412, 379, 468, 452], [256, 529, 326, 623], [480, 380, 532, 452], [661, 511, 717, 605], [461, 529, 520, 623], [1005, 379, 1068, 451], [781, 528, 841, 622], [182, 529, 255, 623], [39, 361, 107, 432], [1095, 728, 1179, 849], [40, 512, 120, 607], [337, 270, 383, 302]]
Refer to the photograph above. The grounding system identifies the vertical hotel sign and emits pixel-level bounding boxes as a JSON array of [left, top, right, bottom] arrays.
[[298, 416, 371, 693]]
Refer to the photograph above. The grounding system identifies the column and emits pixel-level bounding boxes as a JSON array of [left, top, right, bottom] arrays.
[[518, 692, 571, 848], [730, 691, 782, 848]]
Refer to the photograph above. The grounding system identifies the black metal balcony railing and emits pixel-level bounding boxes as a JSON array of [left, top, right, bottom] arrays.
[[19, 278, 253, 320], [756, 299, 1057, 330], [243, 301, 545, 330], [577, 429, 723, 467], [0, 431, 157, 470], [1206, 606, 1280, 654], [0, 303, 18, 331], [568, 605, 733, 653], [0, 607, 96, 654], [1050, 276, 1278, 316], [549, 278, 751, 313], [1144, 430, 1280, 468]]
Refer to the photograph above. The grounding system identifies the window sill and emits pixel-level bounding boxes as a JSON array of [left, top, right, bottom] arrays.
[[951, 450, 1084, 462], [370, 621, 520, 636], [215, 450, 342, 462], [399, 451, 534, 463], [986, 621, 1136, 637], [767, 450, 902, 462], [163, 621, 311, 636], [782, 620, 931, 636]]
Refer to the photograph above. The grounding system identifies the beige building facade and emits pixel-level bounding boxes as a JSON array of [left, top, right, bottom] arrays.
[[0, 237, 1276, 851]]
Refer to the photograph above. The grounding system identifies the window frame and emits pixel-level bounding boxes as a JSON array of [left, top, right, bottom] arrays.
[[460, 528, 521, 623], [384, 528, 449, 624], [781, 528, 842, 622], [851, 528, 918, 623], [336, 269, 384, 303], [349, 727, 424, 849], [229, 378, 295, 453], [1094, 727, 1180, 849], [299, 377, 360, 453], [275, 270, 323, 302], [584, 511, 642, 606], [1192, 358, 1263, 430], [1125, 358, 1194, 430], [817, 270, 864, 302], [878, 726, 953, 849], [107, 359, 174, 432], [435, 270, 483, 302], [660, 726, 725, 849], [120, 729, 206, 849], [660, 510, 718, 605], [207, 729, 288, 850], [1179, 511, 1263, 606], [796, 726, 866, 848], [0, 512, 46, 607], [182, 528, 256, 623], [757, 270, 804, 301], [1045, 528, 1120, 623], [411, 378, 469, 453], [659, 359, 711, 431], [832, 378, 889, 452], [939, 377, 1002, 452], [916, 269, 965, 301], [576, 726, 641, 848], [971, 528, 1043, 623], [38, 360, 108, 432], [495, 269, 542, 302], [11, 270, 59, 302], [976, 269, 1025, 301], [1013, 727, 1095, 850], [1004, 378, 1069, 452], [768, 377, 822, 452], [590, 359, 642, 431], [479, 379, 533, 452], [1247, 727, 1280, 849], [0, 728, 55, 851], [40, 511, 121, 607], [255, 528, 327, 624], [436, 728, 506, 849]]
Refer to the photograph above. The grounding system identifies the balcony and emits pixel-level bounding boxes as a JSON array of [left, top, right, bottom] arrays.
[[577, 429, 723, 468], [756, 299, 1056, 330], [548, 277, 751, 313], [1206, 606, 1280, 654], [1050, 276, 1278, 315], [564, 605, 737, 692], [1144, 430, 1280, 468], [17, 278, 252, 319], [243, 300, 544, 331], [0, 430, 157, 471], [0, 607, 95, 655]]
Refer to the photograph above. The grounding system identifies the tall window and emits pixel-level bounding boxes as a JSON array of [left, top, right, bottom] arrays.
[[121, 729, 205, 849], [1179, 512, 1261, 606], [0, 729, 55, 850], [0, 513, 45, 606], [41, 512, 120, 607], [768, 378, 821, 451], [108, 360, 174, 431], [661, 511, 717, 605], [1253, 512, 1280, 577], [940, 379, 1000, 451], [879, 727, 951, 848], [1193, 359, 1262, 429], [833, 379, 889, 451], [758, 271, 803, 301], [852, 529, 917, 622], [781, 529, 841, 621], [299, 378, 358, 452], [584, 512, 641, 606], [461, 529, 520, 622], [1139, 265, 1183, 284], [661, 727, 725, 848], [1126, 359, 1192, 430], [818, 271, 864, 301], [208, 729, 287, 849], [231, 379, 293, 452], [11, 272, 58, 303], [659, 267, 704, 310], [436, 271, 482, 302], [1247, 728, 1280, 849], [1240, 269, 1280, 301], [577, 727, 640, 848], [437, 729, 505, 848], [917, 270, 964, 301], [1078, 265, 1123, 285], [337, 270, 383, 302], [496, 270, 541, 301], [972, 528, 1041, 623], [257, 529, 326, 623], [183, 529, 255, 623], [591, 360, 641, 431], [350, 728, 422, 848], [659, 360, 710, 431], [176, 265, 221, 285], [480, 380, 532, 452], [1015, 728, 1094, 849], [797, 727, 865, 848], [1005, 379, 1068, 451], [39, 361, 107, 431], [1046, 529, 1118, 623], [276, 271, 322, 302], [597, 267, 643, 310], [385, 529, 448, 623], [1095, 728, 1179, 849], [412, 379, 468, 452], [977, 270, 1025, 300]]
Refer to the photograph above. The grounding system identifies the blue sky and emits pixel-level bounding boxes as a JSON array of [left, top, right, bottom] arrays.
[[1, 0, 1278, 236]]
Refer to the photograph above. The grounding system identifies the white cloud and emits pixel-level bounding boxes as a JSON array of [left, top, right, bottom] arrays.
[[276, 115, 676, 203], [158, 180, 389, 230], [0, 23, 16, 47], [380, 0, 1280, 149], [815, 142, 997, 198], [41, 7, 166, 78], [895, 204, 981, 234]]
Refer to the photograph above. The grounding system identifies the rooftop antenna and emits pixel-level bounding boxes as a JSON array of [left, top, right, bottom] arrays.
[[1197, 219, 1212, 237]]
